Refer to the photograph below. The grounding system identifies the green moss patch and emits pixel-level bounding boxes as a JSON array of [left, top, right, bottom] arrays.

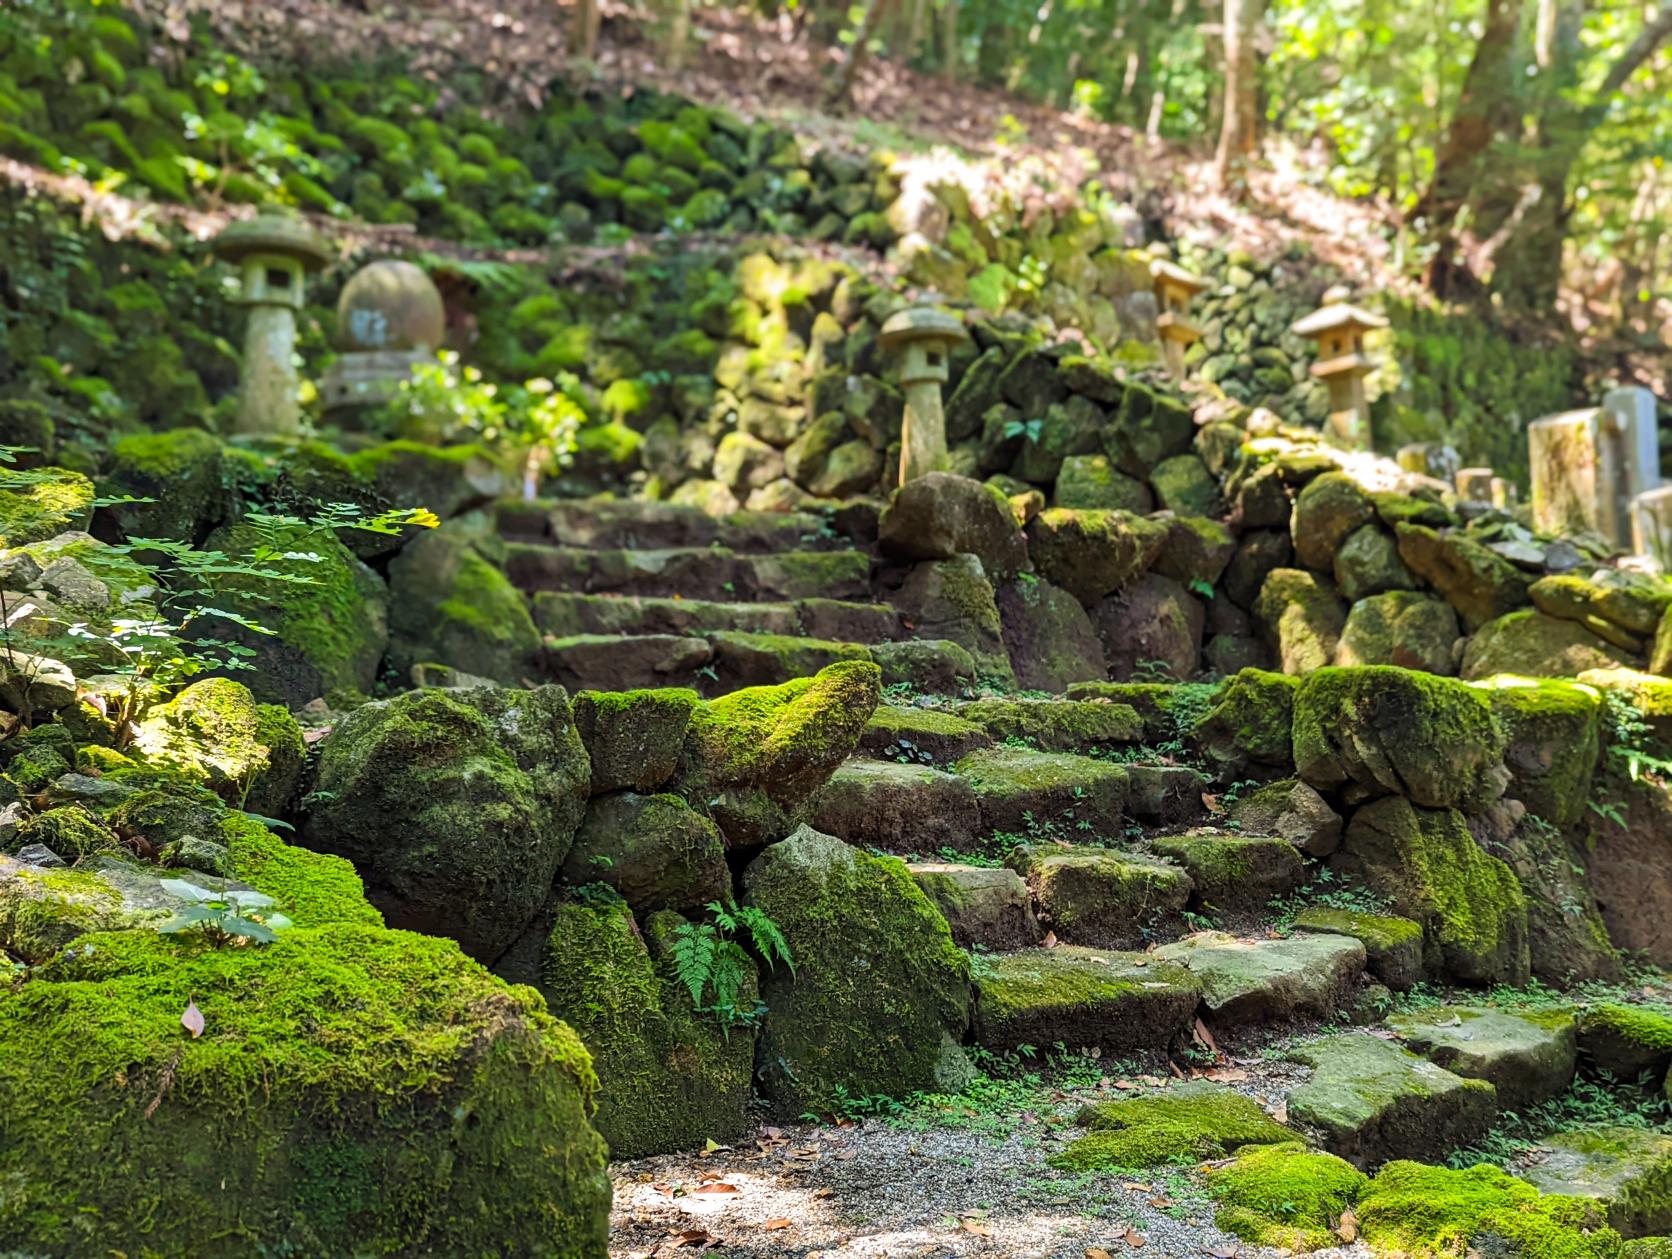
[[1049, 1081, 1291, 1171], [1206, 1141, 1368, 1251]]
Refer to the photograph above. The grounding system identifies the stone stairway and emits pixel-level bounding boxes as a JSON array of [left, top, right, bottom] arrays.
[[498, 497, 980, 695]]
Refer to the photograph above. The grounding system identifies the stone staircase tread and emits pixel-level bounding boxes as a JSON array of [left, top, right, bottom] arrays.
[[504, 542, 872, 601], [496, 497, 847, 552], [531, 590, 899, 642]]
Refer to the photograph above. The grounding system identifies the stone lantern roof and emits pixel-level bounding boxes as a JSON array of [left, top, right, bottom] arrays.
[[1149, 258, 1208, 296], [879, 306, 965, 351], [1292, 302, 1388, 338], [210, 211, 332, 271]]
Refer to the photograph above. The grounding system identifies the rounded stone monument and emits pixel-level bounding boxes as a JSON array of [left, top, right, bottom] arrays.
[[321, 259, 447, 420]]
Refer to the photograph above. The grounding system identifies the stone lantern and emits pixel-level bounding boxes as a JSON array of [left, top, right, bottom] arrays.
[[320, 259, 447, 424], [1149, 259, 1207, 382], [211, 211, 331, 437], [880, 305, 965, 487], [1292, 286, 1387, 450]]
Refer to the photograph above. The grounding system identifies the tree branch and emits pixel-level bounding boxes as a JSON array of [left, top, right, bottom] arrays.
[[1595, 0, 1672, 103]]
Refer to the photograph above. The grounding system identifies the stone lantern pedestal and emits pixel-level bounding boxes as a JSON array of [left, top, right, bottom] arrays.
[[880, 306, 965, 487], [1292, 287, 1387, 450], [320, 259, 448, 425], [211, 212, 331, 438], [1149, 259, 1207, 382]]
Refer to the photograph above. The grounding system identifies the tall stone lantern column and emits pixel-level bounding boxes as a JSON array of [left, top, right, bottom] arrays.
[[1150, 259, 1207, 382], [1291, 285, 1388, 451], [880, 306, 965, 487], [211, 212, 331, 437]]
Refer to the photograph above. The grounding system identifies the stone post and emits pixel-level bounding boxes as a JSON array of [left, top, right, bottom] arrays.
[[1149, 259, 1208, 382], [212, 212, 331, 437], [880, 306, 965, 487], [1529, 387, 1660, 549], [1633, 486, 1672, 568], [1291, 286, 1388, 451]]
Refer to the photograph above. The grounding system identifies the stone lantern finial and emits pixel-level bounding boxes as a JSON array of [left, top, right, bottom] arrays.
[[320, 259, 447, 424], [880, 305, 965, 487], [211, 210, 331, 437], [1149, 259, 1208, 382], [1291, 288, 1387, 450]]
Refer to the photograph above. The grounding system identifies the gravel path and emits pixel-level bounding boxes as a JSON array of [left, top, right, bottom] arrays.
[[609, 1057, 1372, 1259]]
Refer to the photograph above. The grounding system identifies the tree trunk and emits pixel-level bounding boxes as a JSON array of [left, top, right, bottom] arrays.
[[1214, 0, 1265, 185], [571, 0, 600, 60], [941, 0, 958, 76], [828, 0, 896, 109]]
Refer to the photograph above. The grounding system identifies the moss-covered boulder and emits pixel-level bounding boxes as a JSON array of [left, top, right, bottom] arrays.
[[1333, 524, 1418, 601], [1025, 508, 1167, 607], [1292, 907, 1424, 990], [204, 519, 388, 708], [1463, 609, 1637, 680], [741, 825, 973, 1114], [1151, 514, 1237, 588], [1359, 1161, 1621, 1258], [994, 574, 1109, 691], [1206, 1141, 1369, 1252], [1396, 523, 1534, 631], [573, 687, 700, 793], [1515, 1127, 1672, 1238], [1286, 1032, 1498, 1165], [893, 554, 1014, 684], [1230, 778, 1342, 856], [385, 522, 541, 686], [1153, 930, 1365, 1024], [1483, 676, 1602, 827], [955, 745, 1128, 837], [1585, 773, 1672, 967], [102, 427, 228, 542], [811, 758, 981, 854], [1577, 1004, 1672, 1080], [1390, 1005, 1577, 1109], [1291, 471, 1376, 571], [1149, 835, 1306, 915], [877, 471, 1027, 579], [1050, 1081, 1292, 1171], [1255, 567, 1346, 674], [303, 685, 589, 962], [670, 659, 881, 848], [972, 945, 1198, 1054], [1336, 590, 1462, 674], [0, 467, 94, 547], [1334, 796, 1530, 985], [1092, 572, 1205, 681], [539, 898, 757, 1159], [0, 924, 610, 1256], [1053, 454, 1152, 512], [559, 791, 728, 914], [1006, 843, 1191, 947], [131, 678, 305, 816], [1498, 811, 1622, 985], [1194, 667, 1299, 775], [1293, 666, 1508, 811], [954, 697, 1142, 753]]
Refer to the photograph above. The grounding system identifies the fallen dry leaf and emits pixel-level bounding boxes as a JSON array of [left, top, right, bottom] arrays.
[[1121, 1182, 1153, 1192], [1043, 930, 1060, 948], [181, 999, 205, 1039], [1086, 1249, 1113, 1259], [1149, 1196, 1174, 1208], [763, 1218, 793, 1231], [1203, 1243, 1240, 1257], [1125, 1228, 1148, 1249], [1203, 1067, 1250, 1082], [1193, 1018, 1221, 1057], [690, 1183, 739, 1195], [1271, 1101, 1289, 1125], [1336, 1206, 1358, 1242]]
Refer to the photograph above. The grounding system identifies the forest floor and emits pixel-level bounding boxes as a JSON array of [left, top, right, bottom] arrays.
[[608, 1047, 1366, 1259]]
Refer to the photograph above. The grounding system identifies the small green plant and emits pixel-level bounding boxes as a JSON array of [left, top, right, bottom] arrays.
[[1601, 689, 1672, 784], [158, 879, 292, 946], [669, 900, 795, 1033], [1002, 417, 1046, 444], [1267, 867, 1391, 931]]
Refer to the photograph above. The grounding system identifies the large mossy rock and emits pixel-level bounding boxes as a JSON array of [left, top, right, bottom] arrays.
[[1293, 666, 1508, 811], [559, 791, 729, 914], [1286, 1033, 1498, 1165], [385, 521, 541, 686], [1333, 796, 1531, 985], [1585, 773, 1672, 967], [303, 685, 590, 962], [1007, 843, 1191, 947], [741, 825, 973, 1115], [0, 467, 94, 547], [130, 677, 305, 816], [1463, 609, 1638, 680], [954, 745, 1129, 837], [1025, 508, 1166, 607], [669, 660, 880, 848], [0, 925, 611, 1257], [1255, 567, 1345, 674], [1485, 677, 1602, 827], [1335, 591, 1461, 675], [877, 472, 1027, 579], [1152, 930, 1365, 1024], [102, 427, 227, 542], [1291, 472, 1375, 571], [1395, 523, 1533, 631], [1359, 1160, 1622, 1258], [204, 519, 388, 708], [1292, 907, 1424, 990], [574, 687, 700, 794], [994, 575, 1108, 691], [893, 554, 1014, 684], [1206, 1142, 1369, 1252], [1092, 572, 1205, 681], [539, 898, 757, 1159], [1194, 667, 1299, 776]]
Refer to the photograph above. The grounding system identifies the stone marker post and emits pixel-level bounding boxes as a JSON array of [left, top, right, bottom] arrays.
[[1529, 387, 1660, 549], [212, 212, 331, 437], [880, 306, 965, 487], [1149, 259, 1208, 382], [1633, 486, 1672, 568], [1292, 286, 1388, 451], [320, 259, 447, 424]]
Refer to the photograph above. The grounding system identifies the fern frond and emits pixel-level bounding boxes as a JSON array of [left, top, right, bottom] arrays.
[[736, 904, 795, 974], [669, 922, 719, 1007]]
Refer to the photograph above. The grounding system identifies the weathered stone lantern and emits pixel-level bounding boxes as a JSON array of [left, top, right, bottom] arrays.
[[320, 259, 447, 424], [1149, 259, 1207, 382], [1291, 285, 1387, 450], [212, 211, 331, 437], [880, 305, 965, 486]]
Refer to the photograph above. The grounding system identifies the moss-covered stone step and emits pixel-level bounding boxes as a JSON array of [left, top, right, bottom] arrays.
[[1389, 1004, 1577, 1110], [1148, 834, 1306, 915], [1291, 907, 1425, 991], [497, 497, 846, 552], [858, 704, 993, 763], [1007, 843, 1191, 948], [952, 745, 1129, 839], [543, 633, 714, 692], [1051, 1080, 1292, 1171], [813, 759, 982, 854], [1153, 930, 1365, 1025], [503, 542, 871, 601], [949, 697, 1144, 753], [532, 590, 900, 642], [1577, 1004, 1672, 1080], [971, 945, 1200, 1055], [1285, 1032, 1498, 1166], [1516, 1127, 1672, 1238], [908, 862, 1040, 950]]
